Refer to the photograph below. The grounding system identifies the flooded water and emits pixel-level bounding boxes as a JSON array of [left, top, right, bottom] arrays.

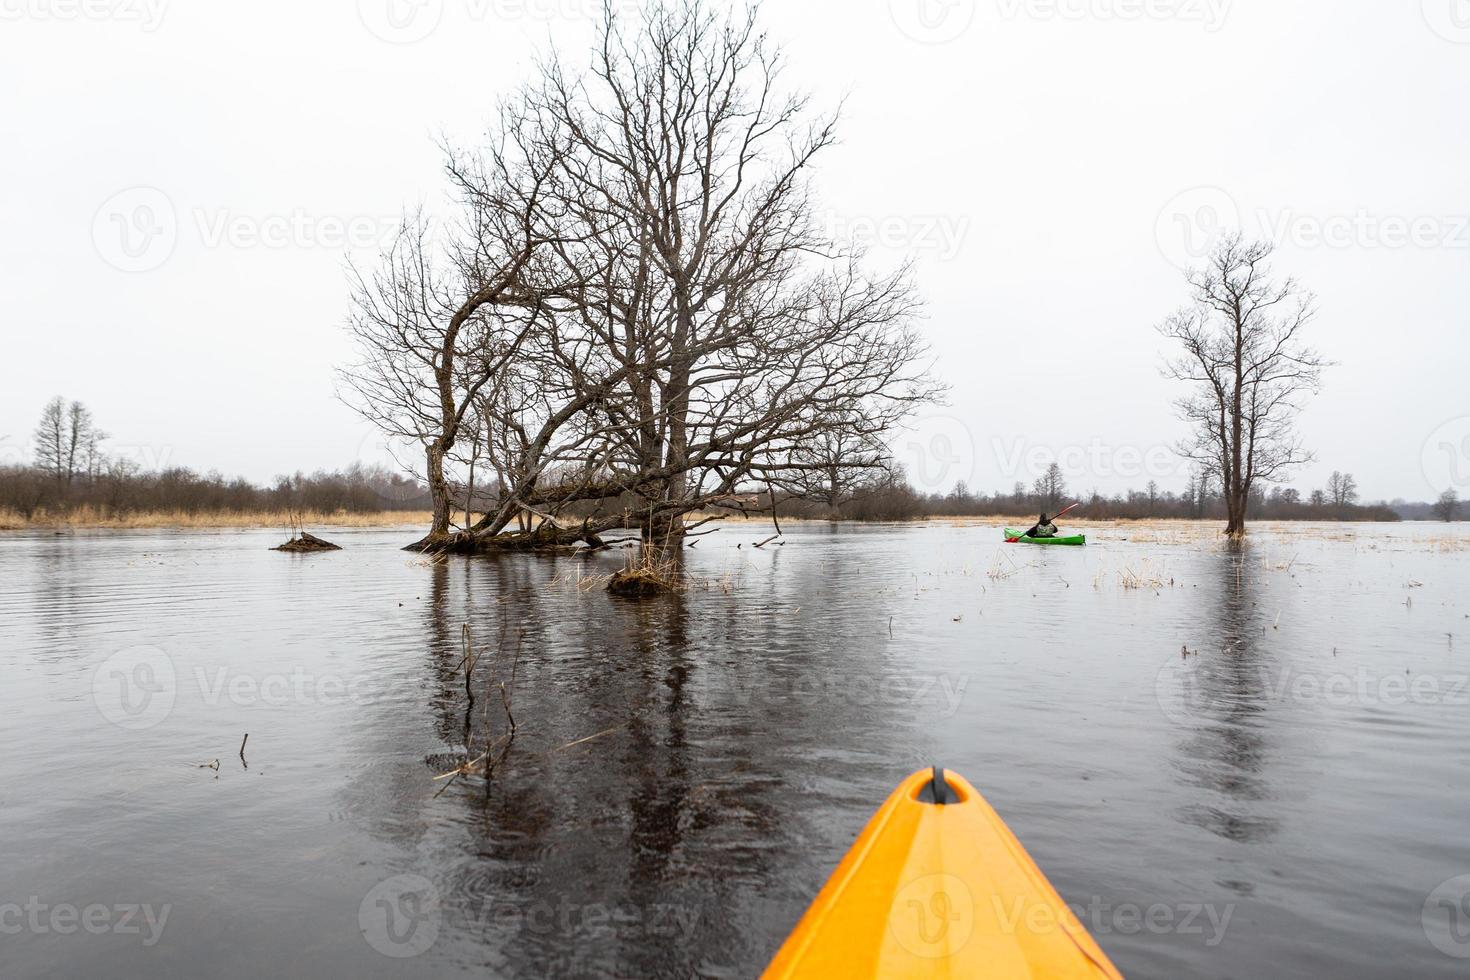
[[3, 521, 1469, 978]]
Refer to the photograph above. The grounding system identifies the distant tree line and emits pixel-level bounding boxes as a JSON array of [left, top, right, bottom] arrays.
[[778, 461, 1425, 524], [5, 400, 1452, 526], [0, 460, 427, 520], [1, 398, 426, 520]]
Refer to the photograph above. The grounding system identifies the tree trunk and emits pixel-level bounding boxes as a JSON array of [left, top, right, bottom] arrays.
[[1225, 488, 1247, 537], [424, 441, 453, 541], [646, 509, 686, 554]]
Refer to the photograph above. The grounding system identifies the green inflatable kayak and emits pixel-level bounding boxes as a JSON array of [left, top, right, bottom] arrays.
[[1004, 528, 1086, 546]]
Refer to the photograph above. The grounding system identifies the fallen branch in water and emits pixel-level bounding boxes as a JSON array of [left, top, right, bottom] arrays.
[[549, 724, 623, 753], [752, 483, 784, 548], [431, 622, 521, 797]]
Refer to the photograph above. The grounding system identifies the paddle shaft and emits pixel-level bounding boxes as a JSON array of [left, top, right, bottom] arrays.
[[1047, 501, 1080, 522]]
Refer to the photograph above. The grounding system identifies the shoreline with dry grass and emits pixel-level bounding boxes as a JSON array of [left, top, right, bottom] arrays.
[[0, 508, 1451, 535], [0, 507, 435, 531]]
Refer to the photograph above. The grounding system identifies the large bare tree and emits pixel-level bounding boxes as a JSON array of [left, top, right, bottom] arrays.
[[1159, 235, 1329, 537], [466, 0, 938, 551], [341, 0, 940, 556]]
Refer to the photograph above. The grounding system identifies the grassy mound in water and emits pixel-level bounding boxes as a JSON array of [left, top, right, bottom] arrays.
[[607, 548, 679, 597], [271, 530, 341, 553]]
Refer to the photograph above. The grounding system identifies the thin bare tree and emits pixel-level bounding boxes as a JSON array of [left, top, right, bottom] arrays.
[[1433, 488, 1459, 522], [1159, 235, 1329, 537], [1325, 470, 1358, 508], [33, 397, 105, 498], [1031, 462, 1066, 511]]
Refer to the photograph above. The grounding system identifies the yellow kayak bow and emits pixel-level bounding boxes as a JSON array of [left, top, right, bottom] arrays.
[[764, 768, 1124, 978]]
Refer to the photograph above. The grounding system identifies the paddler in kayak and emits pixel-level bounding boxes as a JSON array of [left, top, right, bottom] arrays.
[[1024, 512, 1059, 538]]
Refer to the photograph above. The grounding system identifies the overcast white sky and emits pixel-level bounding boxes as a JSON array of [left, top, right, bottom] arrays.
[[2, 0, 1467, 502]]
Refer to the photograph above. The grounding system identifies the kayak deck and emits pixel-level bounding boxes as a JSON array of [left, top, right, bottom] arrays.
[[1004, 528, 1086, 546], [764, 769, 1123, 978]]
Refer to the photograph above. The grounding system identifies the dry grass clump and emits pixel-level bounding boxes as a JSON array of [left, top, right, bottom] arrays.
[[549, 564, 617, 592], [1419, 533, 1470, 553], [608, 547, 683, 597], [1087, 557, 1178, 593], [550, 552, 740, 596], [1117, 563, 1173, 591], [2, 507, 433, 529], [987, 549, 1035, 580]]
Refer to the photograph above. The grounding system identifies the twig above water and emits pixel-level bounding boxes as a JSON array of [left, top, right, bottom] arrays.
[[550, 725, 623, 753]]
